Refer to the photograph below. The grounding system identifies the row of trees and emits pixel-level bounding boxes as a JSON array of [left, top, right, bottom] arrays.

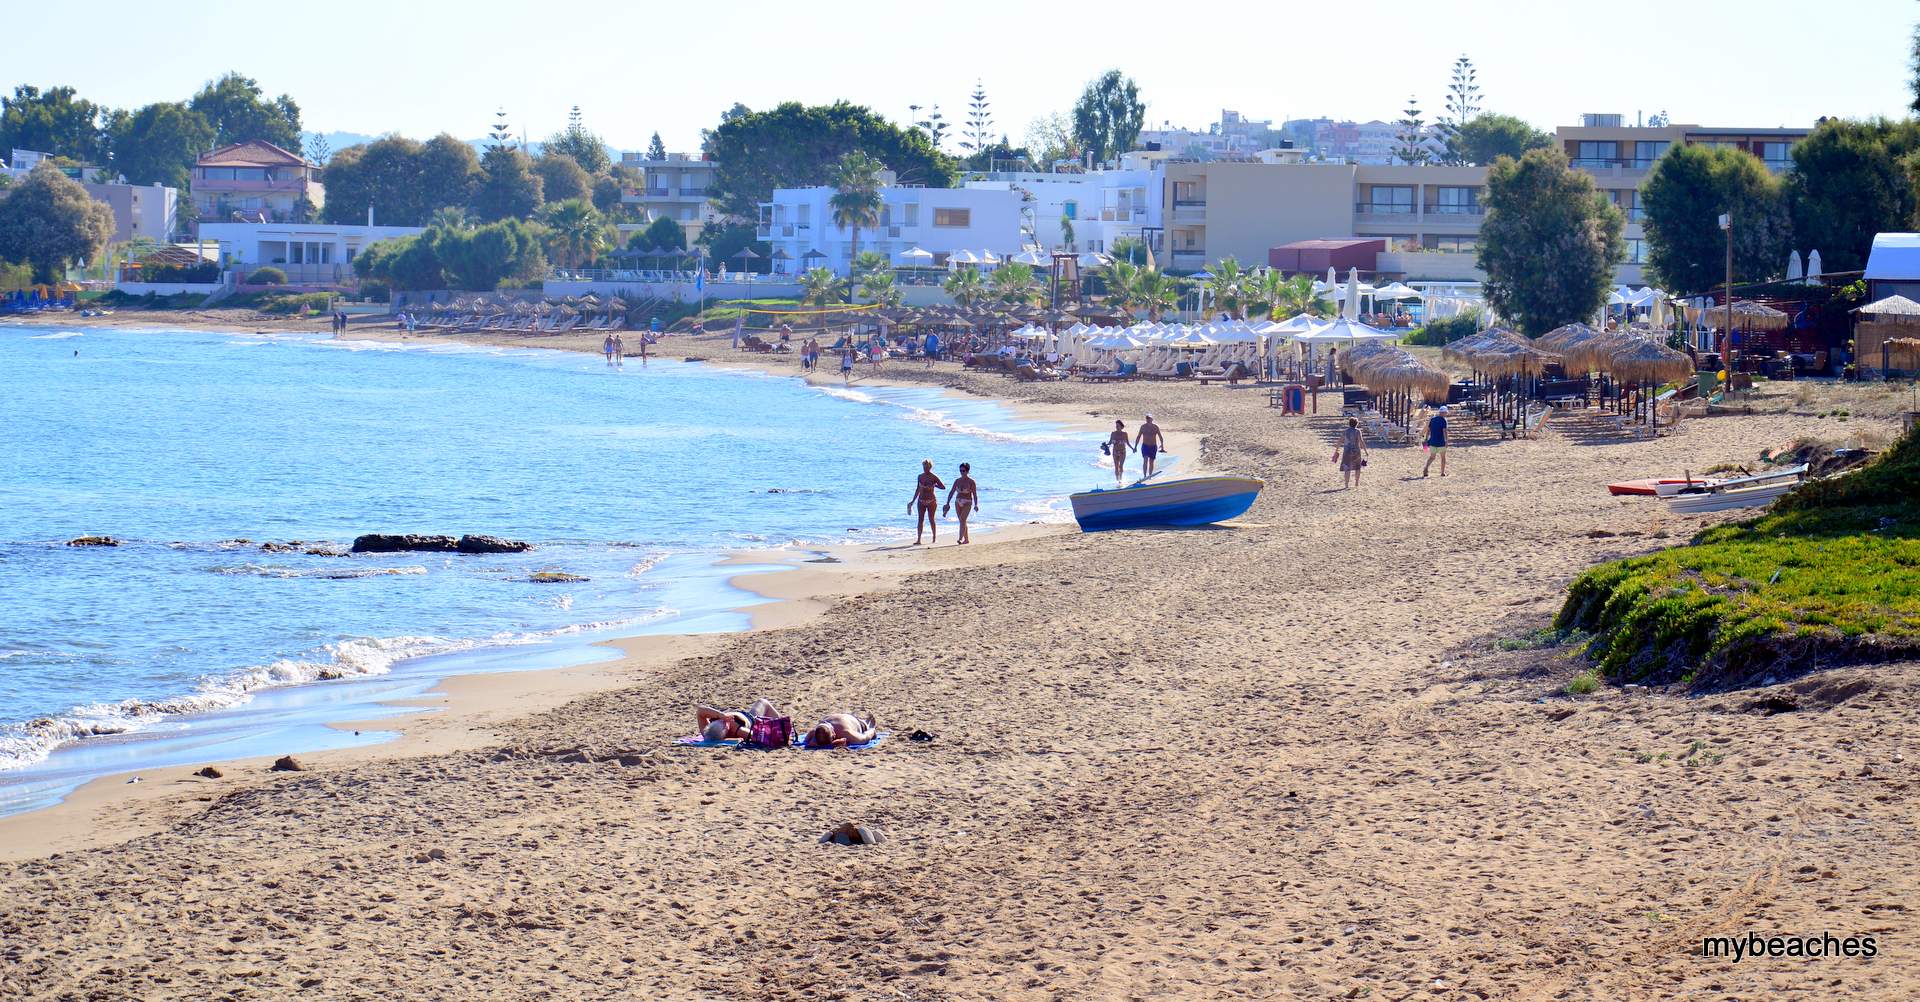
[[0, 75, 303, 189]]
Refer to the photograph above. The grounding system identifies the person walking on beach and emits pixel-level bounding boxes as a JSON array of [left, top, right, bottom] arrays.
[[1339, 416, 1367, 489], [1137, 414, 1166, 480], [1105, 419, 1133, 486], [1422, 405, 1449, 478], [602, 333, 616, 366], [943, 462, 980, 544], [840, 344, 855, 383], [612, 331, 625, 368], [909, 459, 946, 545]]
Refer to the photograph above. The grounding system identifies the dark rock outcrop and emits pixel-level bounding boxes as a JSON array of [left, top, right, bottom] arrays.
[[194, 766, 223, 779], [351, 534, 459, 553], [350, 533, 532, 554], [66, 536, 120, 547], [270, 755, 305, 772], [526, 571, 589, 584], [456, 534, 533, 554]]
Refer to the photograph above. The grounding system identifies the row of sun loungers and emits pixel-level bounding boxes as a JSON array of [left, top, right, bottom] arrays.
[[412, 311, 626, 335]]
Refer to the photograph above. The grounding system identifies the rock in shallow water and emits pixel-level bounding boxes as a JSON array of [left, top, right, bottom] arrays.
[[526, 571, 589, 583], [66, 536, 120, 547], [350, 533, 459, 553], [456, 534, 533, 554]]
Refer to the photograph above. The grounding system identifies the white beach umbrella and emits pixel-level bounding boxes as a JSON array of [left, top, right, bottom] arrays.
[[1374, 281, 1422, 301], [1295, 317, 1399, 345], [1209, 323, 1258, 344], [1012, 248, 1047, 266], [978, 250, 1001, 265], [949, 249, 980, 266], [1805, 249, 1822, 285], [1787, 250, 1803, 283], [1077, 251, 1110, 268], [896, 246, 934, 265]]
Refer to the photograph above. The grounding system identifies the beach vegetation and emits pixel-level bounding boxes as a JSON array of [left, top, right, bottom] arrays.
[[702, 102, 955, 220], [1444, 113, 1551, 167], [1405, 309, 1482, 346], [0, 162, 115, 283], [473, 145, 544, 222], [695, 221, 767, 272], [989, 262, 1043, 306], [1564, 670, 1600, 696], [103, 102, 216, 190], [829, 151, 886, 287], [857, 269, 901, 308], [0, 85, 108, 164], [1783, 118, 1920, 274], [943, 265, 986, 307], [1641, 144, 1791, 295], [1070, 70, 1145, 165], [1557, 425, 1920, 688], [542, 106, 611, 176], [1135, 269, 1180, 320], [1204, 257, 1249, 318], [799, 267, 845, 306], [539, 199, 610, 270], [1478, 148, 1625, 335], [247, 265, 286, 285], [634, 215, 686, 252], [189, 73, 303, 152], [321, 134, 479, 226], [1025, 111, 1082, 167], [535, 153, 594, 205]]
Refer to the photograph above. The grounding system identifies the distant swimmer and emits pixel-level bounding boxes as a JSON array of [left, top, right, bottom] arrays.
[[1104, 419, 1132, 486], [943, 462, 979, 544], [909, 459, 946, 545], [1137, 414, 1165, 480]]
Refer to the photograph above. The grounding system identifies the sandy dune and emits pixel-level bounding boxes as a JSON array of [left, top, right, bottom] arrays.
[[1, 331, 1915, 1000]]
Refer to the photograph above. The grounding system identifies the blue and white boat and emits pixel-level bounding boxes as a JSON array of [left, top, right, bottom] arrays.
[[1069, 476, 1265, 532]]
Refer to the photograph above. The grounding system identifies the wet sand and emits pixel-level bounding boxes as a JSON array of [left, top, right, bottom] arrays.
[[1, 320, 1915, 1000]]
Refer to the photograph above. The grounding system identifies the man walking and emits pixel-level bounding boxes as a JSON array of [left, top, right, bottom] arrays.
[[1422, 405, 1449, 478], [1136, 413, 1165, 480]]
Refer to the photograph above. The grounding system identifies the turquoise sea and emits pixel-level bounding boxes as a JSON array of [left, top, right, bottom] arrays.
[[0, 324, 1125, 813]]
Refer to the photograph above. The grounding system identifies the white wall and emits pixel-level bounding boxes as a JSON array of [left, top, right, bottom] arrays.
[[198, 222, 424, 266], [762, 185, 1024, 274]]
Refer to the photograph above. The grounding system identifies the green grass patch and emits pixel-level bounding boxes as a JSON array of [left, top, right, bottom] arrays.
[[1564, 670, 1600, 696], [1556, 426, 1920, 687]]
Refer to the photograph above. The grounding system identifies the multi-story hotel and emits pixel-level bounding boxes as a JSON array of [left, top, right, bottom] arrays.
[[1158, 114, 1813, 287], [618, 152, 719, 241], [190, 141, 324, 228]]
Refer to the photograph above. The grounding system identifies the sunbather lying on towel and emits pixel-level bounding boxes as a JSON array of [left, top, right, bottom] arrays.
[[804, 712, 879, 749], [696, 698, 780, 742]]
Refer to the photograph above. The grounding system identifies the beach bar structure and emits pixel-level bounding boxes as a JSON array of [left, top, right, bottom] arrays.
[[1856, 295, 1920, 379]]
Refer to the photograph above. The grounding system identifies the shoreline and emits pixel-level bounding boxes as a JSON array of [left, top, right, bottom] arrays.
[[0, 317, 1125, 858]]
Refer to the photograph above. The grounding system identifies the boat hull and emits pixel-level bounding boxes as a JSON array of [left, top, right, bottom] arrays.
[[1665, 482, 1796, 514], [1070, 476, 1264, 531]]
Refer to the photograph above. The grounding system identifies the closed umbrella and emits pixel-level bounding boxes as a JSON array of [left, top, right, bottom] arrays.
[[1805, 249, 1822, 286], [1343, 269, 1360, 320], [1786, 250, 1803, 283]]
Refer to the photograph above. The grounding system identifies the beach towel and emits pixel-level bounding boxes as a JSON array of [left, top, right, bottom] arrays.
[[672, 731, 889, 751]]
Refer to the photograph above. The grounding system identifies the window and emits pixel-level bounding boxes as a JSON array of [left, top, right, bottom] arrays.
[[1433, 186, 1478, 212], [1621, 189, 1644, 222], [902, 204, 919, 226], [1062, 200, 1078, 220], [933, 207, 970, 227], [1625, 238, 1646, 264], [1423, 235, 1476, 253], [1577, 141, 1619, 166], [1758, 141, 1792, 165], [1636, 140, 1670, 166], [1368, 186, 1413, 213]]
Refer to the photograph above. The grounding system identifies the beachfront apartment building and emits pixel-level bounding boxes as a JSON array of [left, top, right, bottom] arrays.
[[1161, 116, 1815, 286], [190, 141, 324, 228], [198, 221, 423, 286], [973, 167, 1164, 257], [758, 183, 1023, 275], [619, 153, 720, 241], [5, 148, 181, 242]]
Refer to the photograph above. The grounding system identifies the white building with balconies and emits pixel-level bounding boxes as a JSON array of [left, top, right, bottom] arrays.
[[758, 183, 1023, 275], [619, 153, 719, 240], [971, 167, 1162, 257]]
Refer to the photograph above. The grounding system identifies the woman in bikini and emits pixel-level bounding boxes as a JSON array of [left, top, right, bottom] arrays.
[[943, 462, 980, 544], [804, 712, 879, 749], [908, 459, 945, 545], [695, 698, 780, 742]]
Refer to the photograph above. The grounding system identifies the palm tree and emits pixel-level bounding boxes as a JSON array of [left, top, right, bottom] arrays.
[[428, 206, 474, 231], [1136, 269, 1179, 321], [1203, 256, 1248, 319], [799, 267, 846, 306], [1100, 259, 1140, 314], [541, 199, 608, 270], [1272, 273, 1331, 317], [990, 262, 1042, 306], [828, 151, 885, 283], [857, 269, 902, 307], [852, 250, 889, 279], [943, 266, 986, 307]]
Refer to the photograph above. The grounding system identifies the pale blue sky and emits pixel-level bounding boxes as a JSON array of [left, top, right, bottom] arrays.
[[8, 0, 1915, 154]]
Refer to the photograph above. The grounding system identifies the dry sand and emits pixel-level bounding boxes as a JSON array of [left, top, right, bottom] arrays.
[[2, 320, 1917, 1000]]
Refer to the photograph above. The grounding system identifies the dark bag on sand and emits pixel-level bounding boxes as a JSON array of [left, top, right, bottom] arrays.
[[744, 716, 794, 749]]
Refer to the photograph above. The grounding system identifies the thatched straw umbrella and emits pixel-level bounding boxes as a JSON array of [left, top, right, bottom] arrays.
[[1344, 342, 1450, 429], [1602, 338, 1693, 432]]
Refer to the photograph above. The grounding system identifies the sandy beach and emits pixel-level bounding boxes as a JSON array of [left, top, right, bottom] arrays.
[[2, 315, 1917, 1000]]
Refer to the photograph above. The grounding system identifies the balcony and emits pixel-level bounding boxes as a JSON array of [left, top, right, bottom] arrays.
[[1355, 203, 1415, 216], [1425, 203, 1482, 216]]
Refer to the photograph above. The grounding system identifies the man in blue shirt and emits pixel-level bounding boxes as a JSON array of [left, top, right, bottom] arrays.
[[1422, 405, 1449, 478]]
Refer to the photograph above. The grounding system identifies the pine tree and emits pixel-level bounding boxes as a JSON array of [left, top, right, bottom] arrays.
[[962, 81, 993, 155], [1437, 55, 1481, 165], [646, 131, 667, 161], [1393, 96, 1430, 165], [917, 105, 949, 150], [307, 132, 331, 167], [487, 107, 515, 151]]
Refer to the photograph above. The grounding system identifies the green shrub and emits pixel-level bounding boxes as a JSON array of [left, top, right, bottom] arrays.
[[1556, 425, 1920, 686], [1404, 309, 1482, 346], [141, 261, 220, 283], [248, 266, 287, 285], [1565, 670, 1600, 696]]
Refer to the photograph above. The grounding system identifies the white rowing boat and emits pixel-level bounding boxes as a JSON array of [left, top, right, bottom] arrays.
[[1663, 465, 1808, 514]]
